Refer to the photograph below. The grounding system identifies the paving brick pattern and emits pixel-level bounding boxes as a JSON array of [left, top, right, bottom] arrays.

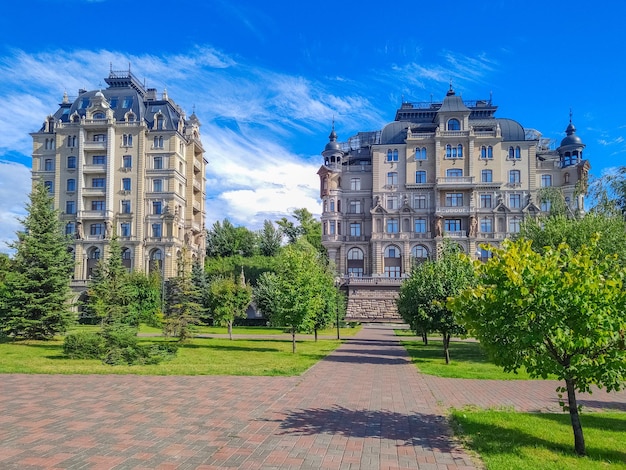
[[1, 324, 625, 469]]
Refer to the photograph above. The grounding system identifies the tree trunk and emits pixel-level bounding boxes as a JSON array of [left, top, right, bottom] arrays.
[[443, 332, 450, 364], [422, 331, 428, 345], [565, 377, 586, 456], [228, 321, 233, 340], [314, 328, 318, 342], [291, 326, 296, 353]]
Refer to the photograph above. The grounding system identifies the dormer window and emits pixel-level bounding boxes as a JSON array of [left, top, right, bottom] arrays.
[[156, 115, 165, 130], [93, 112, 105, 120], [447, 118, 461, 131]]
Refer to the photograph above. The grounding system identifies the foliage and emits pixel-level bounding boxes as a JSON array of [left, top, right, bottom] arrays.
[[0, 182, 74, 339], [126, 271, 162, 327], [451, 410, 626, 470], [587, 165, 626, 216], [205, 219, 258, 258], [63, 331, 105, 359], [517, 212, 626, 266], [397, 241, 474, 363], [253, 271, 280, 322], [204, 254, 277, 286], [269, 240, 335, 352], [206, 274, 252, 339], [258, 219, 283, 257], [276, 208, 324, 255], [163, 257, 202, 342], [537, 186, 571, 217], [450, 238, 626, 456]]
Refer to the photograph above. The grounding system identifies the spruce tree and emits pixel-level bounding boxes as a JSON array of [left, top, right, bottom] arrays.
[[1, 182, 74, 339]]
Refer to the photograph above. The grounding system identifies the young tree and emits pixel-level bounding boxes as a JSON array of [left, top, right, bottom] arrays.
[[450, 238, 626, 456], [253, 271, 280, 322], [276, 208, 324, 255], [163, 254, 202, 342], [587, 166, 626, 216], [1, 183, 74, 339], [207, 272, 252, 339], [126, 271, 162, 327], [397, 242, 474, 363]]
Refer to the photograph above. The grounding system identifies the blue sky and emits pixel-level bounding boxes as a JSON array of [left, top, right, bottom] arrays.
[[0, 0, 624, 251]]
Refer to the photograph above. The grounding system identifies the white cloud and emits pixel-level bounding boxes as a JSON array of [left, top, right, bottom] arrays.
[[0, 161, 30, 253]]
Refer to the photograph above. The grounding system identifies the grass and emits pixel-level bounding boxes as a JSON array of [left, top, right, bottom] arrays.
[[400, 336, 540, 380], [451, 409, 626, 469], [0, 334, 342, 376]]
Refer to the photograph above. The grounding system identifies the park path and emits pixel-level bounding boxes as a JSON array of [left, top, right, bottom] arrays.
[[1, 324, 625, 469]]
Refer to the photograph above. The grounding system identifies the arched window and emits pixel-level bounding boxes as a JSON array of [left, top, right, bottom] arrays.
[[89, 247, 101, 259], [446, 144, 452, 158], [347, 248, 364, 277], [156, 115, 165, 130], [385, 246, 401, 258], [387, 149, 393, 162], [93, 112, 105, 120], [411, 245, 429, 263], [487, 146, 493, 158], [154, 136, 158, 148], [149, 249, 164, 273], [515, 146, 521, 159], [121, 248, 132, 260], [508, 146, 515, 159], [384, 245, 402, 278], [392, 149, 398, 161], [481, 146, 487, 159], [421, 147, 427, 159], [348, 247, 364, 260], [447, 118, 461, 131], [457, 144, 463, 157]]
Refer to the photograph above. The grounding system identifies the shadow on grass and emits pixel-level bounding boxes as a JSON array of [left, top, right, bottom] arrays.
[[403, 339, 489, 364], [452, 412, 626, 465], [532, 412, 626, 431], [274, 405, 458, 451]]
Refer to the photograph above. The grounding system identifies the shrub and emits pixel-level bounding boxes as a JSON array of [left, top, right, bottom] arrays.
[[63, 331, 106, 359]]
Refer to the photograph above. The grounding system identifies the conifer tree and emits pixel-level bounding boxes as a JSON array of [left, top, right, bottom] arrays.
[[1, 182, 74, 339]]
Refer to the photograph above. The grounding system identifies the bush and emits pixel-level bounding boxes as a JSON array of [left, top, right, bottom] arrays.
[[103, 343, 178, 365], [63, 331, 106, 359]]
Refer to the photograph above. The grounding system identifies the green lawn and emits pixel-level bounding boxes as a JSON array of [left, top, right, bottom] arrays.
[[451, 409, 626, 469], [400, 336, 540, 380], [0, 335, 342, 375]]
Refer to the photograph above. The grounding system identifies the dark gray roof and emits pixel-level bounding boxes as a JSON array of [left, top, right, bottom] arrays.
[[496, 118, 525, 141], [560, 122, 584, 147], [438, 91, 470, 113], [380, 121, 410, 145]]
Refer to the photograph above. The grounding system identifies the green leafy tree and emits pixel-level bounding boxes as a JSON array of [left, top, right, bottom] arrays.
[[450, 238, 626, 456], [1, 183, 74, 339], [206, 219, 257, 258], [253, 271, 280, 322], [277, 208, 324, 255], [587, 166, 626, 216], [258, 219, 282, 257], [207, 273, 252, 339], [270, 240, 331, 352], [127, 271, 162, 327], [397, 242, 474, 363]]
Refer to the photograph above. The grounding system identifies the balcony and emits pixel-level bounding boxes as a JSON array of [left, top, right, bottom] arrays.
[[436, 176, 475, 188], [79, 210, 106, 219], [82, 164, 106, 174], [476, 232, 507, 241], [443, 231, 466, 238], [435, 205, 472, 216], [83, 141, 107, 150], [82, 187, 106, 196], [440, 130, 470, 137]]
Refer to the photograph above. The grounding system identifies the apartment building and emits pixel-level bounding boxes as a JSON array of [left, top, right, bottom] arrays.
[[31, 68, 207, 288], [318, 86, 589, 320]]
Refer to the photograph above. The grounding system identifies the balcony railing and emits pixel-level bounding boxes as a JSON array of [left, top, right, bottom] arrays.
[[437, 176, 475, 185]]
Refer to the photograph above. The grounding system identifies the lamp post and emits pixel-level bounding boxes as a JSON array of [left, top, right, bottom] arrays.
[[334, 277, 341, 340]]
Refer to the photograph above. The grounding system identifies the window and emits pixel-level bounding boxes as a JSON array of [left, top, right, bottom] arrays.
[[65, 201, 76, 214], [350, 178, 361, 190], [387, 172, 398, 186], [387, 196, 398, 210], [541, 200, 551, 212], [480, 146, 487, 159], [121, 200, 131, 213], [487, 146, 493, 158], [123, 134, 133, 147], [93, 155, 105, 165], [109, 98, 118, 109], [92, 178, 105, 188], [446, 168, 462, 177], [93, 112, 105, 120], [154, 156, 163, 170], [91, 200, 105, 211], [348, 248, 364, 260], [444, 219, 461, 232], [347, 247, 364, 277], [509, 193, 521, 208], [80, 98, 90, 109], [445, 193, 463, 207], [415, 170, 427, 183], [90, 247, 101, 259], [153, 201, 162, 215], [93, 134, 106, 142], [411, 245, 429, 262], [386, 149, 398, 162], [350, 222, 361, 237], [515, 146, 521, 159], [541, 175, 552, 187], [415, 195, 427, 209], [509, 170, 521, 184], [349, 200, 361, 214], [509, 217, 521, 233], [480, 218, 493, 233], [65, 222, 75, 236], [414, 218, 426, 233], [90, 223, 104, 236], [120, 222, 131, 237], [44, 159, 53, 171], [481, 169, 492, 182], [122, 96, 133, 108], [447, 118, 461, 131], [67, 136, 77, 148], [156, 115, 165, 130], [152, 223, 162, 238], [415, 147, 427, 160], [121, 248, 131, 259], [329, 221, 336, 235], [122, 178, 131, 191], [386, 219, 399, 233], [480, 194, 492, 208], [457, 144, 463, 158], [445, 144, 463, 159], [66, 179, 76, 192], [123, 155, 132, 168], [44, 181, 53, 193], [67, 156, 76, 169], [153, 136, 164, 148], [329, 200, 335, 212]]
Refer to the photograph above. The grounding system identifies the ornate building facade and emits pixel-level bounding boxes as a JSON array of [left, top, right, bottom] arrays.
[[31, 68, 207, 291], [318, 86, 589, 321]]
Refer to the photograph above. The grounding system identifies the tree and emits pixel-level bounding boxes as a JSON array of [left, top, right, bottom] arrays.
[[257, 219, 282, 257], [276, 208, 324, 255], [1, 183, 74, 339], [126, 271, 162, 327], [450, 238, 626, 456], [207, 272, 252, 339], [270, 240, 332, 352], [253, 271, 280, 322], [205, 219, 257, 258], [163, 254, 202, 342], [397, 242, 474, 363], [587, 166, 626, 216]]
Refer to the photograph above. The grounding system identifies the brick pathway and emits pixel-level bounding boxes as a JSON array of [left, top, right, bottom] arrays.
[[1, 324, 625, 469]]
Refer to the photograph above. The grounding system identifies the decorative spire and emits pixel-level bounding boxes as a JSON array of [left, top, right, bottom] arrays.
[[447, 79, 455, 96]]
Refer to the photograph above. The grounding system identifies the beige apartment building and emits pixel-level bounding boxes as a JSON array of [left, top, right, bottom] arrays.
[[31, 68, 207, 291], [319, 86, 589, 321]]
